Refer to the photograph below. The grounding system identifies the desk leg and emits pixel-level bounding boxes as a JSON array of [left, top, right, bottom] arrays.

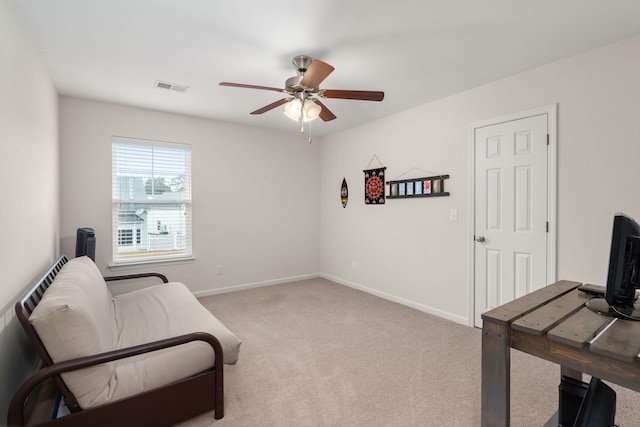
[[482, 321, 510, 427], [561, 366, 582, 382]]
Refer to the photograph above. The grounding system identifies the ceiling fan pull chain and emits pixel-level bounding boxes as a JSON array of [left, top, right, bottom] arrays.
[[305, 120, 312, 143]]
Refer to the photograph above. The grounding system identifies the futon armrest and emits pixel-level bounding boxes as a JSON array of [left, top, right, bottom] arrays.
[[8, 332, 223, 426], [104, 272, 169, 283]]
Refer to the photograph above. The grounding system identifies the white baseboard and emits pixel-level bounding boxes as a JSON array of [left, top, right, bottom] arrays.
[[193, 272, 469, 326], [320, 274, 469, 326], [192, 272, 322, 298]]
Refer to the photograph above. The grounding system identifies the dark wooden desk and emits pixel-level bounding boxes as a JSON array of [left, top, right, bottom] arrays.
[[481, 280, 640, 426]]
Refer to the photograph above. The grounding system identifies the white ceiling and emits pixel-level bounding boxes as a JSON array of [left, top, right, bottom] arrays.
[[16, 0, 640, 136]]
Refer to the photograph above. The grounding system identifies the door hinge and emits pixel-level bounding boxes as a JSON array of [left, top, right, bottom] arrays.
[[546, 222, 549, 232], [547, 134, 550, 145]]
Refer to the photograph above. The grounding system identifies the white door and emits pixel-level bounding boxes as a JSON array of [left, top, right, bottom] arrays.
[[473, 113, 551, 327]]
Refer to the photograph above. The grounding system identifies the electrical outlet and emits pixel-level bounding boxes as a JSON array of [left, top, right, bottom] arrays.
[[352, 261, 357, 270], [216, 265, 223, 275], [450, 208, 459, 222]]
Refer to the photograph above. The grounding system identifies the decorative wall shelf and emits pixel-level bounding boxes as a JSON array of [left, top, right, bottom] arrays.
[[386, 174, 450, 199]]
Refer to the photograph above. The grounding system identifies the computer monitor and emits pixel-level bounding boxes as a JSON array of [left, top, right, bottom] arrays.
[[586, 213, 640, 320]]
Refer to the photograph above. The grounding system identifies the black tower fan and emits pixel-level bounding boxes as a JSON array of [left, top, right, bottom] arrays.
[[75, 227, 96, 261]]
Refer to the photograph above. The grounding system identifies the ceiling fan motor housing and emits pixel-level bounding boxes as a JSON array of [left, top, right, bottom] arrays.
[[287, 55, 316, 94], [292, 55, 313, 75], [285, 76, 308, 93]]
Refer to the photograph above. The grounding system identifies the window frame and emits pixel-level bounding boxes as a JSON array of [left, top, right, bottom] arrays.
[[111, 136, 193, 267]]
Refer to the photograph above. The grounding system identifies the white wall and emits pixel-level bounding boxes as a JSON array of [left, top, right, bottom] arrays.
[[0, 0, 59, 420], [320, 34, 640, 324], [59, 97, 320, 294]]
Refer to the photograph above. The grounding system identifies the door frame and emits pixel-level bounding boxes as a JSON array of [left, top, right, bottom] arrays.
[[467, 104, 558, 327]]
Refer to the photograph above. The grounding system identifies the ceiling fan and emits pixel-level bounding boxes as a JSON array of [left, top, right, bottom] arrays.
[[219, 55, 384, 129]]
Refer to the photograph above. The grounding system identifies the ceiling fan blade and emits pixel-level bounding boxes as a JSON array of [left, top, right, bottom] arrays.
[[322, 89, 384, 101], [250, 98, 290, 115], [220, 82, 286, 93], [300, 60, 335, 89], [311, 99, 337, 122]]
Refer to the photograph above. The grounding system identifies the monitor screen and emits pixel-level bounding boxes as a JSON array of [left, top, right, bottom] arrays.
[[586, 213, 640, 320], [605, 214, 640, 308]]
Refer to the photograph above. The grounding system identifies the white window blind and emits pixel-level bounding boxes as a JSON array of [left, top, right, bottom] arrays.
[[112, 136, 192, 264]]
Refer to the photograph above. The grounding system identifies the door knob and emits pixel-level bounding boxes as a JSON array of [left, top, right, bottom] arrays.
[[475, 236, 486, 243]]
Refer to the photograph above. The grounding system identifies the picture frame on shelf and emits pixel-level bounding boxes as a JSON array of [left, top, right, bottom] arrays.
[[423, 180, 432, 194], [432, 178, 441, 193], [406, 181, 414, 196]]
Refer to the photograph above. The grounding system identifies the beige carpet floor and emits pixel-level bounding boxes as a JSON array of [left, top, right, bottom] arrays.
[[176, 278, 640, 426]]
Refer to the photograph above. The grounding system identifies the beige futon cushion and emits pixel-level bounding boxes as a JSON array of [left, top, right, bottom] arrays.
[[29, 256, 117, 408], [109, 282, 241, 403]]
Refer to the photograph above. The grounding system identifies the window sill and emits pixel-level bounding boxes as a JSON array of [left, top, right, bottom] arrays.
[[109, 256, 195, 271]]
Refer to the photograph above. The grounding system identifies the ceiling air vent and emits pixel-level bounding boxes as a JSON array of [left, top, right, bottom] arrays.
[[155, 80, 189, 93]]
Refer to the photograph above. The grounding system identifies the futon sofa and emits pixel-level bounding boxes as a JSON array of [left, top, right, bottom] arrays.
[[9, 255, 241, 426]]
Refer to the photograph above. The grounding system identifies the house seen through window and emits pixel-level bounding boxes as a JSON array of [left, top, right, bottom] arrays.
[[112, 136, 192, 264]]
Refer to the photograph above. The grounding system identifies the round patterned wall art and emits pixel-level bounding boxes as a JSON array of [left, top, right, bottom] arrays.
[[364, 167, 386, 204]]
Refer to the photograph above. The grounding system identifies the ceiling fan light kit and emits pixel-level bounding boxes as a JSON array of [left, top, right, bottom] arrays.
[[283, 99, 302, 121], [284, 99, 322, 122], [220, 55, 384, 130]]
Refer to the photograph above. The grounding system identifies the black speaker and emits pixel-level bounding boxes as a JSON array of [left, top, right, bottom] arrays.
[[559, 376, 588, 427], [573, 377, 616, 427], [75, 227, 96, 261]]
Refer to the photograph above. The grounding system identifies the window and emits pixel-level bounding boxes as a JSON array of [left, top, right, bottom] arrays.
[[118, 230, 133, 246], [112, 136, 192, 264]]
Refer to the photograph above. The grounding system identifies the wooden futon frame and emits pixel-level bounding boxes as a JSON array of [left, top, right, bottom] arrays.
[[8, 255, 224, 426]]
